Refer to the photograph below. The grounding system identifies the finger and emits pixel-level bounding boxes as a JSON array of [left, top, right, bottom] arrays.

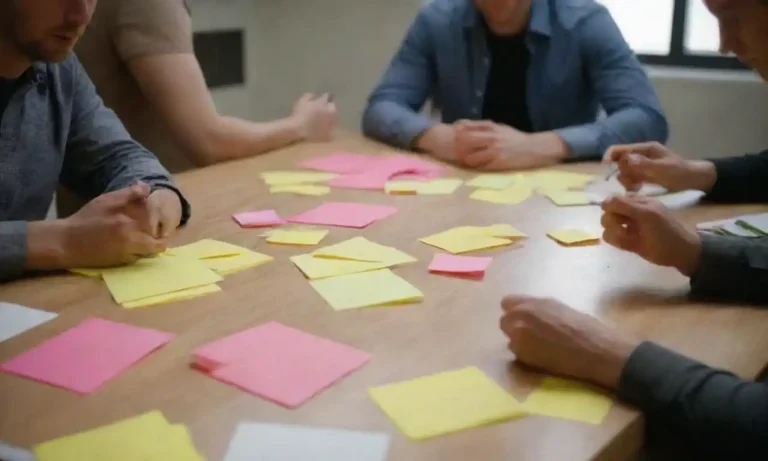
[[148, 201, 161, 238], [298, 93, 314, 103], [600, 211, 633, 233], [461, 120, 497, 131], [605, 142, 665, 163], [128, 232, 167, 257], [616, 171, 642, 192], [501, 295, 537, 314], [463, 148, 496, 168], [158, 208, 180, 239], [601, 195, 650, 220], [103, 182, 151, 207], [602, 227, 638, 253], [315, 93, 330, 103]]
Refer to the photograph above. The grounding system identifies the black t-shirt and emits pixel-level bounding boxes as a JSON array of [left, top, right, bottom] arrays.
[[0, 77, 20, 125], [481, 27, 533, 132]]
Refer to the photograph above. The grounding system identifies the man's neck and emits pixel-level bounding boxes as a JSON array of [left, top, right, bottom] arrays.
[[0, 39, 31, 79]]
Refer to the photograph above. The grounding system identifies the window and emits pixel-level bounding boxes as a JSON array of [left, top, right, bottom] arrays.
[[600, 0, 744, 69]]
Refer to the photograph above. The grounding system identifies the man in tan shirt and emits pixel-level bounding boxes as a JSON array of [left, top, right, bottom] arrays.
[[59, 0, 335, 215]]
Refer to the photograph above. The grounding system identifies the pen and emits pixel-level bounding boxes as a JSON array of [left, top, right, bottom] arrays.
[[604, 162, 618, 181]]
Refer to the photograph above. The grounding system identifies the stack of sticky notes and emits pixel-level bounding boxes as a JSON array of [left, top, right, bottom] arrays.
[[369, 366, 527, 440], [310, 269, 424, 311], [170, 239, 273, 276], [224, 423, 390, 461], [232, 209, 285, 228], [291, 237, 416, 280], [33, 410, 203, 460], [0, 318, 172, 394], [260, 171, 336, 196], [0, 302, 57, 343], [522, 377, 613, 425], [420, 224, 527, 254], [193, 322, 370, 408], [698, 212, 768, 238], [288, 202, 398, 228], [547, 229, 601, 246], [385, 178, 463, 195], [428, 254, 492, 280]]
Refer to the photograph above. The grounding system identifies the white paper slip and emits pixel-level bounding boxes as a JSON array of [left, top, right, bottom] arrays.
[[0, 302, 57, 343], [224, 423, 390, 461], [655, 190, 705, 210]]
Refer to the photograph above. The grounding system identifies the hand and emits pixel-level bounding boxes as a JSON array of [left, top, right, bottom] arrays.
[[58, 183, 167, 267], [145, 188, 183, 238], [455, 121, 567, 170], [414, 123, 457, 163], [601, 195, 702, 276], [500, 295, 638, 389], [604, 142, 717, 193], [291, 93, 337, 142]]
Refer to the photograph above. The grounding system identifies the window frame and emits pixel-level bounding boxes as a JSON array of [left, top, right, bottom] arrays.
[[635, 0, 746, 70]]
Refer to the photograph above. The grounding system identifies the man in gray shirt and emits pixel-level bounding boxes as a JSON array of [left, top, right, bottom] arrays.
[[0, 0, 190, 282]]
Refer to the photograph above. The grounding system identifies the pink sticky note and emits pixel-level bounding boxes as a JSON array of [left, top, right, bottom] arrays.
[[428, 254, 493, 280], [375, 155, 446, 174], [327, 172, 391, 190], [390, 170, 444, 181], [0, 318, 173, 394], [194, 322, 370, 408], [287, 202, 398, 228], [299, 153, 376, 174], [233, 210, 285, 228]]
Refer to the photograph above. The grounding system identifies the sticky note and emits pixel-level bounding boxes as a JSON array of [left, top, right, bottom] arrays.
[[267, 229, 329, 246], [0, 302, 57, 343], [312, 237, 416, 266], [386, 178, 462, 195], [543, 189, 592, 206], [375, 154, 445, 175], [69, 268, 103, 277], [522, 377, 613, 425], [390, 170, 443, 181], [299, 153, 377, 174], [203, 251, 273, 275], [122, 284, 221, 309], [232, 210, 285, 228], [270, 184, 331, 196], [260, 171, 337, 186], [290, 254, 388, 280], [288, 202, 398, 228], [101, 256, 223, 304], [522, 170, 596, 190], [194, 322, 370, 407], [428, 254, 492, 279], [310, 269, 423, 311], [470, 183, 532, 205], [369, 367, 526, 440], [0, 318, 173, 394], [328, 172, 391, 190], [170, 239, 248, 260], [466, 174, 516, 190], [384, 180, 419, 195], [547, 229, 601, 246], [482, 224, 527, 239], [420, 228, 512, 254], [224, 423, 390, 461], [258, 225, 322, 237], [736, 213, 768, 235], [162, 425, 205, 461]]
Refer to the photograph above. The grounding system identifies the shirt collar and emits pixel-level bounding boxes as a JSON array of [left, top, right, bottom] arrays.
[[462, 0, 551, 38]]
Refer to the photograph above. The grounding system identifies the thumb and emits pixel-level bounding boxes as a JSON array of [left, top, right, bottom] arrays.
[[623, 153, 666, 183], [105, 182, 151, 207], [501, 294, 536, 314]]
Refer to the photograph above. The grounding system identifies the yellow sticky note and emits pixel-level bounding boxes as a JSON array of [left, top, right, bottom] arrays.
[[384, 180, 420, 195], [522, 170, 596, 190], [482, 224, 527, 239], [369, 367, 526, 440], [69, 268, 104, 278], [170, 239, 248, 260], [470, 182, 532, 205], [543, 189, 592, 206], [266, 229, 329, 246], [466, 174, 516, 190], [258, 225, 320, 237], [309, 269, 423, 310], [35, 410, 170, 461], [161, 425, 205, 461], [101, 256, 223, 304], [522, 377, 613, 425], [420, 228, 512, 254], [291, 254, 388, 280], [270, 184, 331, 196], [202, 251, 273, 275], [260, 171, 337, 186], [122, 284, 221, 309], [386, 178, 463, 195], [547, 229, 601, 246], [313, 236, 416, 266]]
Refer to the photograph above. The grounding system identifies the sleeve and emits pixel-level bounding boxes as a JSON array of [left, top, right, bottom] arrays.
[[0, 221, 28, 282], [706, 150, 768, 203], [59, 55, 191, 225], [689, 233, 768, 304], [554, 5, 668, 159], [112, 0, 193, 59], [361, 9, 438, 149], [618, 341, 768, 459]]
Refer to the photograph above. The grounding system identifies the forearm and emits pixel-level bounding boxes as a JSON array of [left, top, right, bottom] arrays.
[[0, 221, 69, 282], [362, 100, 436, 149], [706, 150, 768, 203], [618, 342, 768, 458]]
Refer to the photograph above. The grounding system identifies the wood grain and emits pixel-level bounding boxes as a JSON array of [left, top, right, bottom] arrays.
[[2, 133, 768, 460]]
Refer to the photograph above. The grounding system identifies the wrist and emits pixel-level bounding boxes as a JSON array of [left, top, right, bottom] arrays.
[[675, 230, 703, 277], [26, 220, 72, 270], [687, 160, 717, 192], [414, 124, 452, 154], [531, 132, 568, 163], [591, 337, 639, 390], [284, 115, 307, 142]]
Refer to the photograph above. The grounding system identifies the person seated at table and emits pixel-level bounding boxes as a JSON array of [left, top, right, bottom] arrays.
[[361, 0, 668, 171], [57, 0, 336, 216], [0, 0, 190, 282]]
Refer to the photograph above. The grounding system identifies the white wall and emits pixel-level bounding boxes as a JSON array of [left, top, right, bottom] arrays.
[[190, 0, 768, 160]]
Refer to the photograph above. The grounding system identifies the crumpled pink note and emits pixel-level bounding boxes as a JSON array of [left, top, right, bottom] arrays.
[[428, 254, 493, 280], [233, 210, 285, 228]]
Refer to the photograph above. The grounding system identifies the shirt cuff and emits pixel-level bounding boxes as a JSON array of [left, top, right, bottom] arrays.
[[689, 233, 743, 298], [706, 157, 744, 202], [554, 125, 602, 160], [396, 115, 437, 150], [150, 183, 191, 227], [618, 341, 703, 411], [0, 221, 29, 282]]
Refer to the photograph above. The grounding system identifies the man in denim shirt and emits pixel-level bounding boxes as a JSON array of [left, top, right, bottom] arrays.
[[363, 0, 668, 170], [0, 0, 190, 282]]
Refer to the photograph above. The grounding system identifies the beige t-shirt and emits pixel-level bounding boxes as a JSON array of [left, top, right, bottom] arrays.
[[75, 0, 195, 174]]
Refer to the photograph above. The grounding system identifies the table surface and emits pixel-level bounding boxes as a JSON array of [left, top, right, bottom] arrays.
[[2, 133, 768, 461]]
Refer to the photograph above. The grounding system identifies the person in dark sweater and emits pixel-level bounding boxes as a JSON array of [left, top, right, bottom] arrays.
[[362, 0, 667, 170]]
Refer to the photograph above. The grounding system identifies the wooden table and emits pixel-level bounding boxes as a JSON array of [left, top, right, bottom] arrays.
[[2, 133, 768, 461]]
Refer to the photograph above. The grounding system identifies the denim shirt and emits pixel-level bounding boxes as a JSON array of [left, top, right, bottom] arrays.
[[362, 0, 668, 159], [0, 54, 189, 281]]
